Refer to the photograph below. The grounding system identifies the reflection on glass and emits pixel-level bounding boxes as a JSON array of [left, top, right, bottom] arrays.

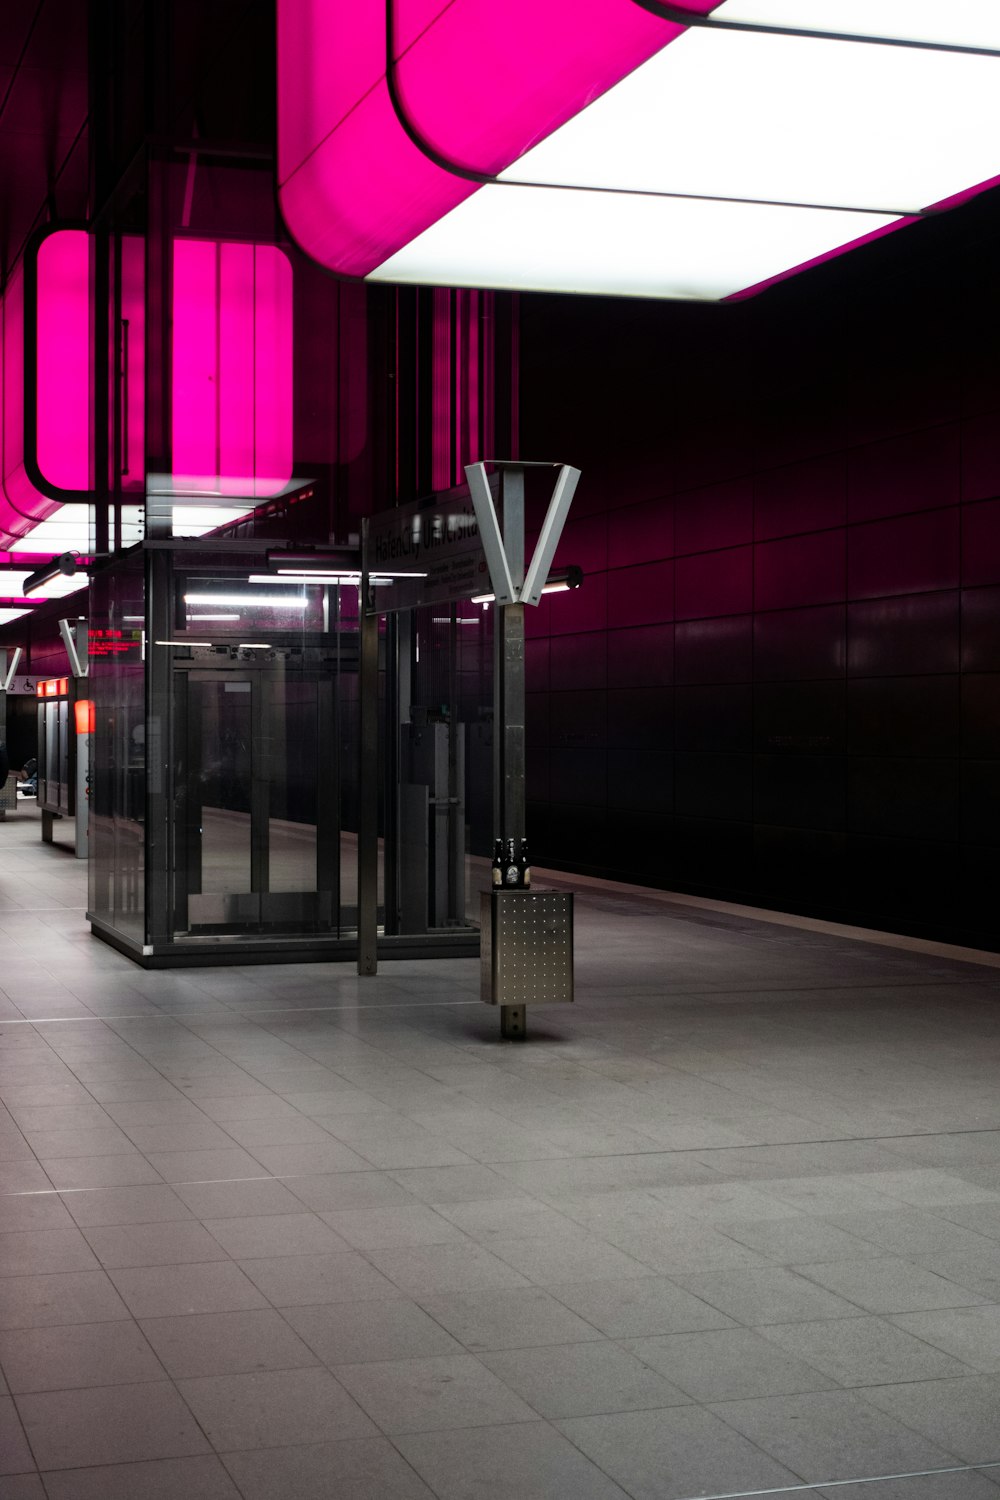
[[191, 679, 253, 909], [268, 678, 319, 895]]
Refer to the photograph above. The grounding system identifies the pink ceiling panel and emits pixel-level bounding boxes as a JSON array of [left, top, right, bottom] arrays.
[[393, 0, 700, 176], [277, 0, 708, 278]]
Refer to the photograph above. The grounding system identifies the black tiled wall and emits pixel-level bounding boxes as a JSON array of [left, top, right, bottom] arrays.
[[520, 191, 1000, 946]]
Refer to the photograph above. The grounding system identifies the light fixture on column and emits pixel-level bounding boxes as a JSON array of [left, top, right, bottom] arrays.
[[472, 564, 583, 606], [22, 552, 80, 596]]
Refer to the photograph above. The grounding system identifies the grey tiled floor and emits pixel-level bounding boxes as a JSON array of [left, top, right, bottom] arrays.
[[3, 819, 1000, 1496]]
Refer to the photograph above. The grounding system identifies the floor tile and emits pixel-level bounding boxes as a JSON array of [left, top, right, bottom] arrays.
[[61, 1184, 194, 1228], [0, 1229, 98, 1277], [797, 1256, 989, 1313], [240, 1142, 371, 1177], [173, 1177, 304, 1218], [365, 1242, 530, 1297], [176, 1366, 377, 1450], [621, 1326, 838, 1401], [141, 1148, 267, 1183], [827, 1210, 998, 1258], [320, 1205, 466, 1250], [332, 1352, 537, 1433], [487, 1233, 653, 1286], [0, 1270, 129, 1330], [715, 1214, 885, 1264], [0, 1320, 165, 1392], [108, 1262, 268, 1318], [0, 1196, 75, 1234], [415, 1285, 603, 1352], [15, 1381, 210, 1469], [82, 1220, 229, 1269], [672, 1265, 867, 1325], [399, 1421, 636, 1499], [556, 1405, 802, 1499], [283, 1170, 416, 1213], [388, 1165, 526, 1204], [210, 1116, 336, 1149], [40, 1456, 242, 1499], [546, 1275, 736, 1337], [39, 1156, 162, 1191], [434, 1197, 576, 1244], [763, 1313, 974, 1385], [916, 1247, 1000, 1300], [220, 1436, 435, 1499], [710, 1388, 959, 1481], [138, 1308, 320, 1378], [893, 1305, 1000, 1372], [815, 1477, 1000, 1499], [237, 1250, 398, 1306], [481, 1340, 689, 1419], [282, 1298, 463, 1363], [21, 1127, 135, 1159], [201, 1212, 348, 1258], [0, 1397, 34, 1475], [0, 1476, 45, 1498]]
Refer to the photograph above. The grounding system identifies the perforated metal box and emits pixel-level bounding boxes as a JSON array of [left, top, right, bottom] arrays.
[[480, 888, 574, 1007], [0, 774, 17, 816]]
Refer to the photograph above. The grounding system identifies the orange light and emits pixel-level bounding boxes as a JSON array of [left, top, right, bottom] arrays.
[[74, 699, 95, 736]]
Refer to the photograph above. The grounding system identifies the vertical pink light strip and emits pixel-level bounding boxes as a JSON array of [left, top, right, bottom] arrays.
[[219, 243, 256, 493], [431, 287, 452, 494], [462, 289, 479, 482], [36, 230, 91, 491], [251, 245, 294, 497], [121, 235, 146, 490], [172, 238, 293, 498], [172, 239, 219, 484]]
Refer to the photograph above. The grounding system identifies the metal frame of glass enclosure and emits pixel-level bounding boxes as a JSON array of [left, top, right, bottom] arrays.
[[87, 537, 487, 967]]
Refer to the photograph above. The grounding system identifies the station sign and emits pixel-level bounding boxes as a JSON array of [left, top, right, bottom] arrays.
[[363, 478, 495, 614]]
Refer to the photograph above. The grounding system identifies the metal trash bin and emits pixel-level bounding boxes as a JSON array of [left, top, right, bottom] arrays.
[[481, 887, 573, 1037], [0, 774, 17, 818]]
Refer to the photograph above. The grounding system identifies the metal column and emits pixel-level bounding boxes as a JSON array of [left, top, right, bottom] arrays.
[[494, 468, 526, 1039], [357, 522, 380, 976]]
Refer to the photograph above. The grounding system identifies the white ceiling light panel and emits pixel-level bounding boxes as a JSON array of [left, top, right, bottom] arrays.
[[371, 0, 1000, 299]]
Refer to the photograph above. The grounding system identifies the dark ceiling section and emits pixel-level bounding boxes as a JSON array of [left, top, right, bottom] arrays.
[[0, 0, 88, 282]]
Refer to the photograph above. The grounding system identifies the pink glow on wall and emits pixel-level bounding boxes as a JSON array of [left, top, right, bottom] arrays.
[[36, 230, 91, 492], [171, 240, 293, 497], [431, 288, 452, 493], [276, 0, 706, 278]]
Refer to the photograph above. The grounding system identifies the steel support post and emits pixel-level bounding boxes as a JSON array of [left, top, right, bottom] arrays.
[[494, 468, 528, 1037], [358, 531, 380, 976]]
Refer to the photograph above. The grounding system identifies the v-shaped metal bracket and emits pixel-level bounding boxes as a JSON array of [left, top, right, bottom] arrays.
[[0, 647, 22, 693], [465, 461, 581, 607]]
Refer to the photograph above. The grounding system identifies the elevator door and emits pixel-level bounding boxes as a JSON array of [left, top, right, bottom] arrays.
[[172, 661, 339, 936]]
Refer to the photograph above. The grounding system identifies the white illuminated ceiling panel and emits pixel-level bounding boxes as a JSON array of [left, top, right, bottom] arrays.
[[367, 0, 1000, 299], [717, 0, 1000, 50], [370, 187, 894, 300], [501, 25, 1000, 214]]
